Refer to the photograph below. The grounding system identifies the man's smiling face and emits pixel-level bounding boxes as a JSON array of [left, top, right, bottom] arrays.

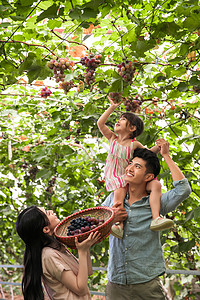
[[125, 157, 151, 185]]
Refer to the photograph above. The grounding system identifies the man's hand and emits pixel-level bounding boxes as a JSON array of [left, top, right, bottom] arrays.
[[112, 202, 128, 223], [156, 138, 170, 157]]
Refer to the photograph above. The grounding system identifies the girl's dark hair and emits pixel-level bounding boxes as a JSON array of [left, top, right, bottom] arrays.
[[121, 112, 144, 138], [16, 206, 61, 300], [132, 148, 160, 178]]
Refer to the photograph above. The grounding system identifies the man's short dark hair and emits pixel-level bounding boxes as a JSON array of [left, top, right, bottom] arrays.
[[132, 148, 160, 178]]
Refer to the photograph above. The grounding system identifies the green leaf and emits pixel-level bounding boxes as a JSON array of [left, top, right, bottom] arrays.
[[10, 15, 27, 21], [60, 145, 74, 155], [20, 0, 34, 6], [126, 29, 137, 43], [38, 0, 54, 10], [193, 207, 200, 223], [82, 8, 98, 20], [183, 15, 200, 30], [47, 127, 57, 137], [25, 15, 37, 29], [109, 78, 123, 93], [47, 19, 62, 30], [192, 140, 200, 155], [177, 82, 188, 92], [27, 65, 42, 83], [69, 8, 82, 20], [37, 5, 64, 22], [0, 5, 10, 12], [0, 22, 10, 27], [189, 76, 200, 86], [35, 169, 52, 179], [84, 103, 97, 115]]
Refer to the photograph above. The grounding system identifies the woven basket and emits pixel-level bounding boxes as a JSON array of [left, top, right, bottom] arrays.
[[54, 206, 114, 249]]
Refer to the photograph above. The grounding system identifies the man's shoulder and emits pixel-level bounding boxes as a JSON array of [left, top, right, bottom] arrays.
[[160, 178, 191, 215], [161, 178, 191, 201]]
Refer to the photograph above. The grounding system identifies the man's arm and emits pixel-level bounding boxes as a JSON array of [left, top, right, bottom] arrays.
[[156, 139, 191, 215], [156, 139, 185, 181], [101, 193, 128, 223]]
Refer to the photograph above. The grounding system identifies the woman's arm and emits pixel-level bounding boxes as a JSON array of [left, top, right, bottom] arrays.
[[87, 250, 93, 276], [61, 232, 100, 296]]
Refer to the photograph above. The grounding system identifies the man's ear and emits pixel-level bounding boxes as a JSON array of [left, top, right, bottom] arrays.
[[43, 226, 50, 234], [144, 173, 155, 182]]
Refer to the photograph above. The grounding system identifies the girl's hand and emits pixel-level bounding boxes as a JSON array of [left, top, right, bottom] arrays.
[[107, 95, 121, 108], [75, 231, 101, 251], [156, 138, 170, 156]]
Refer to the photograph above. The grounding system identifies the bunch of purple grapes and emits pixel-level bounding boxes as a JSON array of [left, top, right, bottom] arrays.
[[59, 80, 75, 94], [40, 87, 52, 98], [67, 216, 104, 236], [117, 61, 136, 84], [123, 95, 142, 112], [47, 58, 74, 83], [80, 54, 102, 85], [109, 92, 122, 103], [193, 86, 200, 93]]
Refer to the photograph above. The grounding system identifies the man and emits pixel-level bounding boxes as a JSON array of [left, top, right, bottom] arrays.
[[102, 139, 191, 300]]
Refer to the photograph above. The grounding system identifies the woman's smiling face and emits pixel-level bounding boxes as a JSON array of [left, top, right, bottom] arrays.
[[39, 208, 60, 234]]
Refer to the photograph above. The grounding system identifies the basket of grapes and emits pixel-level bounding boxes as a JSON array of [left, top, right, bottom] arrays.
[[54, 206, 115, 249]]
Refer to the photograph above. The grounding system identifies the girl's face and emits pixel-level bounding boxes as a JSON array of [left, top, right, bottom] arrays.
[[114, 116, 128, 132], [39, 208, 60, 235], [114, 116, 135, 135]]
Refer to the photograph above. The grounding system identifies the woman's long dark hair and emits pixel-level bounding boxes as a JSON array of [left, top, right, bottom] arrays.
[[16, 206, 61, 300]]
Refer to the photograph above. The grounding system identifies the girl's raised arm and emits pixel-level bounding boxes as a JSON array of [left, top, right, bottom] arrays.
[[97, 97, 120, 140]]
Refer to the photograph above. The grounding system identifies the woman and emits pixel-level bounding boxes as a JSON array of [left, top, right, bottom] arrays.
[[16, 206, 101, 300]]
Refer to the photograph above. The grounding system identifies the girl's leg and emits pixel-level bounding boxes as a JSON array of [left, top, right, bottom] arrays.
[[147, 180, 174, 231], [147, 180, 162, 220], [111, 186, 127, 239]]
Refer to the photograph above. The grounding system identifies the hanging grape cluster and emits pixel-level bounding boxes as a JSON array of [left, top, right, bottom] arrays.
[[46, 176, 57, 195], [193, 86, 200, 93], [40, 87, 52, 98], [29, 166, 39, 180], [59, 80, 75, 94], [77, 80, 84, 92], [117, 61, 136, 84], [109, 92, 122, 103], [47, 58, 74, 83], [80, 54, 102, 86], [123, 95, 142, 113], [67, 215, 104, 236]]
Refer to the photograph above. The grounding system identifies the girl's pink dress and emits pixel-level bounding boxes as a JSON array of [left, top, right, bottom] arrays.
[[105, 138, 135, 192]]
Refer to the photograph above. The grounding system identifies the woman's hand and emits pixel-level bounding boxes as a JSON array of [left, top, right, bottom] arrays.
[[75, 231, 101, 251]]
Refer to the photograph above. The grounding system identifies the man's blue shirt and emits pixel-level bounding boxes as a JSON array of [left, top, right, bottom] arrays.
[[102, 178, 191, 284]]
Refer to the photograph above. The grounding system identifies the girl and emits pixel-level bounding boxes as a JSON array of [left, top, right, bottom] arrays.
[[16, 206, 100, 300], [97, 97, 174, 239]]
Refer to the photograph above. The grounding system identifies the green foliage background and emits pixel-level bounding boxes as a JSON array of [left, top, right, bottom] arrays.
[[0, 0, 200, 298]]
